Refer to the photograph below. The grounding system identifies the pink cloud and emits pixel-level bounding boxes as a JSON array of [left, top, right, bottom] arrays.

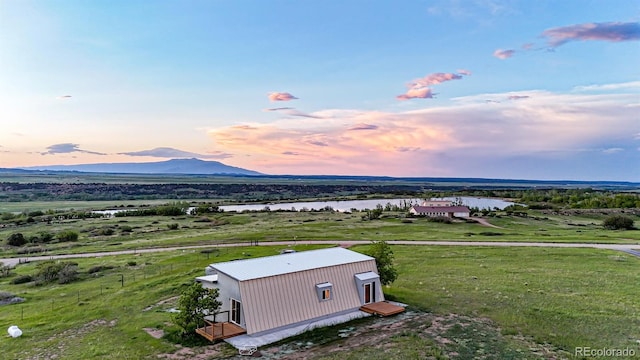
[[265, 107, 323, 119], [232, 125, 258, 130], [493, 49, 515, 59], [397, 71, 468, 101], [508, 95, 530, 100], [397, 87, 435, 100], [207, 85, 638, 177], [542, 22, 640, 47], [265, 107, 294, 111], [409, 73, 464, 87], [268, 92, 298, 102], [307, 140, 328, 147], [457, 69, 472, 76], [348, 123, 378, 131]]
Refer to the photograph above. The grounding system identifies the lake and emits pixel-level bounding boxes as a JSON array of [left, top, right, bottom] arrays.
[[92, 197, 517, 217], [219, 197, 517, 212]]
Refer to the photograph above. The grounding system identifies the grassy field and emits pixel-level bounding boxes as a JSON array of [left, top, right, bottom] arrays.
[[0, 199, 190, 213], [375, 246, 640, 356], [0, 244, 330, 359], [1, 210, 639, 260], [1, 244, 638, 359]]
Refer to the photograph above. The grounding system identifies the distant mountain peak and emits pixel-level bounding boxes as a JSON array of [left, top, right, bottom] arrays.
[[18, 159, 263, 176]]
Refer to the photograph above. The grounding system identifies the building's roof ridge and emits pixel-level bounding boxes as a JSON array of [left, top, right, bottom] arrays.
[[412, 205, 470, 211], [210, 247, 373, 281]]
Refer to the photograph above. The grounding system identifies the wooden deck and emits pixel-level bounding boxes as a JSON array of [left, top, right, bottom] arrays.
[[196, 321, 246, 342], [360, 301, 405, 316]]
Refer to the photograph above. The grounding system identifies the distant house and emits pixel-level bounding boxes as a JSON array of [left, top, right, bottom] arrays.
[[195, 247, 404, 346], [409, 205, 470, 218]]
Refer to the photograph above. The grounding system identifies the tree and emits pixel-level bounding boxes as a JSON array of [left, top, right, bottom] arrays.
[[603, 215, 635, 230], [7, 233, 26, 247], [173, 283, 221, 335], [368, 240, 398, 285]]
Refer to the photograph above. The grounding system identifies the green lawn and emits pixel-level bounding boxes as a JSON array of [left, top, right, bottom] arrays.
[[2, 210, 639, 260], [372, 245, 640, 357], [0, 244, 330, 359], [1, 244, 638, 359]]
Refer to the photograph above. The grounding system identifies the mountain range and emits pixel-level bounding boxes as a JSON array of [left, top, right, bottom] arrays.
[[15, 158, 262, 176]]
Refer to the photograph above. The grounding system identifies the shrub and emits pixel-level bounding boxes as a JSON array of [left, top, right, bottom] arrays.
[[35, 261, 79, 285], [16, 246, 45, 255], [0, 265, 12, 278], [97, 227, 115, 236], [58, 264, 79, 284], [7, 233, 26, 247], [1, 212, 16, 221], [38, 231, 55, 243], [88, 265, 115, 274], [428, 216, 452, 224], [603, 215, 635, 230], [167, 223, 179, 230], [56, 230, 79, 242], [127, 261, 137, 266], [11, 275, 33, 284]]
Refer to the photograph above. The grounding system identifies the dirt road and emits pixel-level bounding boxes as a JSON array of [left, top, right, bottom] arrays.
[[2, 240, 639, 267]]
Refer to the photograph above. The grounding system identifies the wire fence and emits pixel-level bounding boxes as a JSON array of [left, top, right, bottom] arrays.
[[2, 248, 235, 323]]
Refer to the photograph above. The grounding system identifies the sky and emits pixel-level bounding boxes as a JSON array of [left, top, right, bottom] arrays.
[[1, 0, 639, 181]]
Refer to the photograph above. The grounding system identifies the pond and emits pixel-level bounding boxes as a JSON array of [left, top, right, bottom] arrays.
[[219, 197, 517, 213], [92, 197, 517, 217]]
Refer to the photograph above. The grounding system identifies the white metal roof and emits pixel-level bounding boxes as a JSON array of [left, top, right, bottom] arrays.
[[210, 247, 374, 281], [195, 274, 218, 283], [354, 271, 379, 281]]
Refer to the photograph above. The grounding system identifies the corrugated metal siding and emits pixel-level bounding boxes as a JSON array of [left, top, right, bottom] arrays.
[[239, 259, 379, 334]]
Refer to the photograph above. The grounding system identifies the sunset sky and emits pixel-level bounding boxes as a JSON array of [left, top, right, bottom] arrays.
[[1, 1, 639, 181]]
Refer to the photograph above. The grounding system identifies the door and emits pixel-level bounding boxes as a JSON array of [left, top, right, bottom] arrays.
[[364, 282, 375, 304], [230, 298, 241, 325]]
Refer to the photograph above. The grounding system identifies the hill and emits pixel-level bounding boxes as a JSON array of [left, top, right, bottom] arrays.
[[16, 158, 262, 176]]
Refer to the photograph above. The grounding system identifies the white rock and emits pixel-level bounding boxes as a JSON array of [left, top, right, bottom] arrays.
[[8, 325, 22, 338]]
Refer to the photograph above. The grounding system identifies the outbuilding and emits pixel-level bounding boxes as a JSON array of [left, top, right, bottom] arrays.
[[409, 205, 471, 218], [195, 247, 404, 347]]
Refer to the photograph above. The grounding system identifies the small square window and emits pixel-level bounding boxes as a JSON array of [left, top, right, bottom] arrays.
[[321, 288, 331, 300], [316, 282, 333, 301]]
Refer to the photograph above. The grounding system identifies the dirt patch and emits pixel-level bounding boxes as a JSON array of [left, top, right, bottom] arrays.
[[26, 319, 118, 360], [470, 217, 503, 228], [144, 296, 179, 312], [144, 327, 165, 339], [254, 311, 568, 360], [157, 343, 228, 360]]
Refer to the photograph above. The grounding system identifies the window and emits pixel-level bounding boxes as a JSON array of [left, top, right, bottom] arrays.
[[315, 282, 333, 301], [322, 288, 331, 300], [230, 298, 241, 324]]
